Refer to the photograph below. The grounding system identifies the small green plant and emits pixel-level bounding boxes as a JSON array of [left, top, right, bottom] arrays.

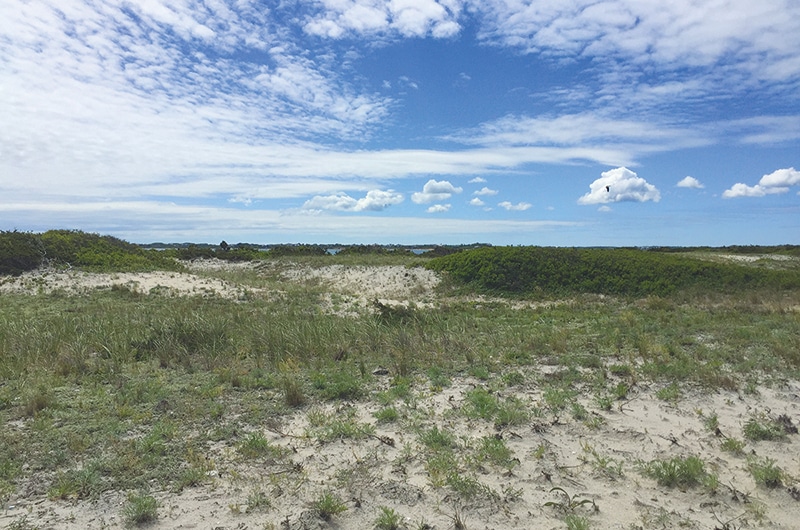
[[720, 437, 745, 455], [495, 396, 530, 428], [565, 513, 591, 530], [281, 375, 305, 407], [543, 386, 575, 412], [463, 388, 498, 420], [502, 371, 525, 386], [580, 443, 623, 477], [475, 436, 516, 470], [544, 487, 597, 514], [123, 492, 159, 526], [612, 382, 629, 400], [641, 456, 714, 489], [595, 395, 613, 411], [571, 402, 588, 420], [418, 425, 456, 452], [246, 488, 271, 513], [314, 491, 347, 520], [748, 456, 784, 488], [743, 414, 786, 441], [656, 382, 681, 402], [238, 432, 280, 459], [375, 505, 405, 530], [374, 406, 400, 423]]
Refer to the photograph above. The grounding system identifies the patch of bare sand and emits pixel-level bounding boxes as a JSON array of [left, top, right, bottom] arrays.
[[0, 269, 252, 299], [280, 264, 441, 315]]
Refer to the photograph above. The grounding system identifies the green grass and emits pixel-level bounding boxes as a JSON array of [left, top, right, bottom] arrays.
[[123, 492, 159, 526], [748, 456, 785, 488], [641, 456, 715, 489], [743, 414, 788, 441], [313, 491, 347, 520], [375, 506, 405, 530]]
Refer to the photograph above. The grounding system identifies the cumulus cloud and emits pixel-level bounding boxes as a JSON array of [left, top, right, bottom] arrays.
[[427, 204, 451, 213], [578, 167, 661, 205], [473, 187, 498, 196], [499, 201, 532, 211], [412, 179, 463, 203], [469, 197, 485, 206], [302, 189, 404, 211], [468, 177, 487, 183], [722, 167, 799, 198], [677, 176, 704, 189]]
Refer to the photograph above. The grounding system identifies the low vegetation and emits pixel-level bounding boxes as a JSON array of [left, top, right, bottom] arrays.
[[1, 233, 799, 528]]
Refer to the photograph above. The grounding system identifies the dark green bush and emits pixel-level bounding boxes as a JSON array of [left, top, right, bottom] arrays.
[[0, 231, 42, 275], [268, 244, 327, 257], [1, 230, 180, 273], [427, 246, 800, 297]]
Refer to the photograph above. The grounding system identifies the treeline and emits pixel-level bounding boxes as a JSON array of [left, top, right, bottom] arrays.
[[0, 230, 180, 275], [426, 246, 800, 297]]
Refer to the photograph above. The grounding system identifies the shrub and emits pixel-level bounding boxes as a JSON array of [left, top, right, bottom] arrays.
[[426, 246, 800, 297], [0, 231, 42, 275]]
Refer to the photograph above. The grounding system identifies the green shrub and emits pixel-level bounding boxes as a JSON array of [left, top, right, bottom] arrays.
[[426, 246, 800, 297], [0, 231, 42, 275]]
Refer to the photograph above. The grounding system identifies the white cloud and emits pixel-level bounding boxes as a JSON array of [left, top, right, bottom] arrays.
[[498, 201, 532, 211], [303, 0, 462, 39], [412, 179, 463, 203], [468, 177, 486, 183], [758, 167, 800, 187], [677, 176, 704, 189], [302, 189, 404, 211], [469, 197, 485, 206], [578, 167, 661, 205], [427, 204, 451, 213], [473, 187, 498, 196], [471, 1, 800, 84], [598, 205, 613, 212], [722, 167, 799, 198]]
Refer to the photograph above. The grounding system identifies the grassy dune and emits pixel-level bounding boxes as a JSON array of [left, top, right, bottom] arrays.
[[1, 240, 799, 528]]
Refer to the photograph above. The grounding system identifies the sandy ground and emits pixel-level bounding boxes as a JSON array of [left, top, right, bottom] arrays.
[[1, 261, 799, 529]]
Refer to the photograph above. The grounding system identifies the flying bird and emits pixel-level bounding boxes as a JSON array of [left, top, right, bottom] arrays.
[[605, 185, 610, 192]]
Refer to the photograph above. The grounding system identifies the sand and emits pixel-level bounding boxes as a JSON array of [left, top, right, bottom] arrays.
[[1, 260, 799, 529]]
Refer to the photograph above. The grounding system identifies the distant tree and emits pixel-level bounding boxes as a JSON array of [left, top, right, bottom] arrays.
[[219, 240, 230, 252]]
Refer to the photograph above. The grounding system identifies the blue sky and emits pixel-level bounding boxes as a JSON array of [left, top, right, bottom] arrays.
[[1, 1, 799, 246]]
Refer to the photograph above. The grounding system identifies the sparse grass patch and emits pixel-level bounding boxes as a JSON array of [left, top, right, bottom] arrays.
[[655, 382, 682, 402], [418, 425, 457, 452], [743, 413, 787, 441], [641, 455, 715, 489], [720, 437, 746, 455], [306, 406, 375, 442], [748, 456, 784, 488], [238, 431, 282, 460], [375, 506, 405, 530], [123, 491, 159, 526], [565, 514, 591, 530], [374, 406, 400, 423], [313, 490, 347, 520]]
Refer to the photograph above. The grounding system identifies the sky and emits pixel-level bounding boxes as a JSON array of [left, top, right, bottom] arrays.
[[1, 0, 799, 246]]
